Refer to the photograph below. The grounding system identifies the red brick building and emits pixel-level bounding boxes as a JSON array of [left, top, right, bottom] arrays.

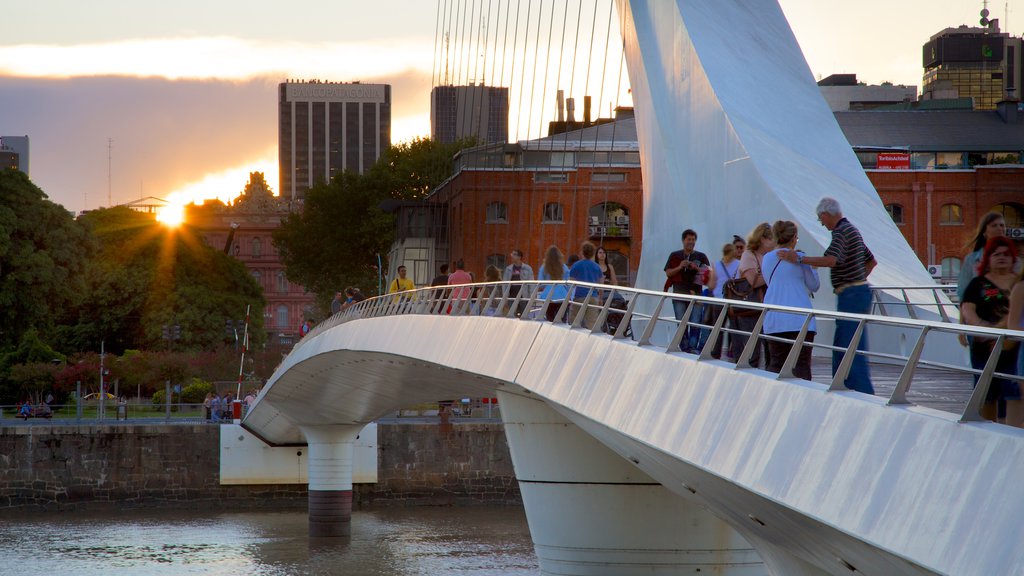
[[425, 117, 643, 286], [187, 173, 316, 347], [836, 104, 1024, 281]]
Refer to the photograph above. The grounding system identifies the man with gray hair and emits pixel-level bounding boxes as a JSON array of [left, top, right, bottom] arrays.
[[780, 197, 876, 394]]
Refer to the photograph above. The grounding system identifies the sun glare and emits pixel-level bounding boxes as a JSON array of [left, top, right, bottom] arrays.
[[156, 154, 279, 226]]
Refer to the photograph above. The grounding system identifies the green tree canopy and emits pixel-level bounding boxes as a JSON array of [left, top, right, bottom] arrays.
[[61, 206, 265, 354], [0, 169, 92, 350], [273, 137, 472, 304]]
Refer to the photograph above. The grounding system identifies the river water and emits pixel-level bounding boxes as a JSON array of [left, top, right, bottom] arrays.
[[0, 507, 541, 576]]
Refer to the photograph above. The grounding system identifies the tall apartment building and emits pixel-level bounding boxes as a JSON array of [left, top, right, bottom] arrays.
[[430, 84, 509, 145], [0, 135, 29, 175], [922, 24, 1023, 110], [278, 81, 391, 200]]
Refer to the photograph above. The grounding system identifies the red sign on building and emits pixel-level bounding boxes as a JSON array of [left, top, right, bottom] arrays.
[[876, 152, 911, 170]]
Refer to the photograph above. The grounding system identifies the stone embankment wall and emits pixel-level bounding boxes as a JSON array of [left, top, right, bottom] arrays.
[[0, 422, 519, 510]]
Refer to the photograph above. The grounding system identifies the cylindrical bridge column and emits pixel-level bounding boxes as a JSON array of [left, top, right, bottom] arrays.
[[498, 390, 764, 575], [300, 424, 362, 537]]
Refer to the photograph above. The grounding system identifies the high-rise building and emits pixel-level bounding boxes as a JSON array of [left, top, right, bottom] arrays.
[[922, 23, 1023, 110], [0, 135, 29, 175], [430, 84, 509, 145], [278, 81, 391, 200]]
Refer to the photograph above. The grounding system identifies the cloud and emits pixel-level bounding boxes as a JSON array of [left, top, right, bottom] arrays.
[[0, 36, 434, 81], [0, 70, 433, 213]]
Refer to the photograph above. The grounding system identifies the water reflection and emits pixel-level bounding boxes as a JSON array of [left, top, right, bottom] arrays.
[[0, 507, 540, 575]]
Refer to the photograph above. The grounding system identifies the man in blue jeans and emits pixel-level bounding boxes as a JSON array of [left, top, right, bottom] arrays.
[[779, 197, 876, 394]]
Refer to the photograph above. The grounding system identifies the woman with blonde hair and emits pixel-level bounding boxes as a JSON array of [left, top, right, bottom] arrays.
[[735, 222, 776, 367], [537, 245, 570, 322]]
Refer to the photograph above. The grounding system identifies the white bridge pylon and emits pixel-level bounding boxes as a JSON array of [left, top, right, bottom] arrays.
[[245, 314, 1024, 575], [620, 0, 940, 313]]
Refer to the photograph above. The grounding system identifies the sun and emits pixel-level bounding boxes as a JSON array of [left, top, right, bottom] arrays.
[[157, 203, 185, 227]]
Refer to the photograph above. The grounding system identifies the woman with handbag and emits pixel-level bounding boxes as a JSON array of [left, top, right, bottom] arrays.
[[961, 235, 1020, 425], [761, 221, 820, 380], [710, 242, 742, 360], [735, 222, 776, 367]]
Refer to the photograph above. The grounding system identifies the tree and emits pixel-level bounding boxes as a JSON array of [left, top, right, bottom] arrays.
[[61, 207, 265, 354], [273, 137, 473, 304], [0, 169, 92, 350]]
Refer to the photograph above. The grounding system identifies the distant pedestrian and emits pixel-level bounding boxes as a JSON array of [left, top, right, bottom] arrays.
[[331, 291, 344, 315], [710, 242, 742, 360], [503, 249, 535, 316], [447, 260, 474, 313], [781, 197, 876, 394], [203, 393, 213, 421], [569, 242, 603, 329], [537, 245, 570, 322], [431, 264, 450, 287]]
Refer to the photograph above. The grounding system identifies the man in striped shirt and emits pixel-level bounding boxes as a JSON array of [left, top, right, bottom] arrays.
[[780, 197, 876, 394]]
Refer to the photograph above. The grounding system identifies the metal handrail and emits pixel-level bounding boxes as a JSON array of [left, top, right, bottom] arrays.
[[296, 280, 1023, 425], [869, 284, 959, 322]]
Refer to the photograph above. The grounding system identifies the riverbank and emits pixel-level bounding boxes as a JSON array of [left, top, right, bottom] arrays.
[[0, 421, 520, 511]]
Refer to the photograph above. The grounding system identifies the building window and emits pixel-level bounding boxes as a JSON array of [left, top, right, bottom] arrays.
[[251, 270, 262, 289], [592, 172, 627, 183], [885, 203, 904, 224], [486, 201, 507, 223], [588, 202, 630, 237], [276, 305, 289, 328], [939, 203, 963, 225], [534, 172, 569, 183], [941, 257, 961, 281], [252, 237, 262, 258], [486, 253, 506, 270], [404, 247, 428, 285], [543, 202, 564, 223], [276, 271, 288, 293], [992, 203, 1024, 228]]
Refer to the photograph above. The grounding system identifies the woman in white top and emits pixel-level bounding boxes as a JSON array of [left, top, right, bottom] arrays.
[[761, 220, 820, 380]]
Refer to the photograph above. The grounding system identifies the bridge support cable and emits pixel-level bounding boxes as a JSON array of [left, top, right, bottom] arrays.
[[300, 424, 363, 537]]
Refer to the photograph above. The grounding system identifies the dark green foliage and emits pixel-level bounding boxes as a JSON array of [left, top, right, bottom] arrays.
[[62, 206, 265, 354], [0, 169, 92, 350], [272, 137, 473, 304]]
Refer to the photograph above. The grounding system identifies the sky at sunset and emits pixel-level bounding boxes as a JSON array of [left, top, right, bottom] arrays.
[[0, 0, 1011, 214]]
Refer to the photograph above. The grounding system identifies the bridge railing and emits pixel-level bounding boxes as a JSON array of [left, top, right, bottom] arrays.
[[301, 280, 1021, 425], [870, 284, 959, 322]]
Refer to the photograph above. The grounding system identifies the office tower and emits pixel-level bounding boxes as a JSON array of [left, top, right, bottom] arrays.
[[278, 81, 391, 200], [0, 135, 29, 175], [430, 84, 509, 145], [922, 23, 1023, 110]]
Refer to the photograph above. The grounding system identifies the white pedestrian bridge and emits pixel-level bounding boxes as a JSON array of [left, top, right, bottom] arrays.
[[244, 282, 1024, 576]]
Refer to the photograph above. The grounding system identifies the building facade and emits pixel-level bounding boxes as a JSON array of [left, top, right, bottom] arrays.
[[430, 84, 509, 145], [0, 135, 29, 175], [423, 116, 642, 287], [835, 104, 1024, 281], [278, 81, 391, 200], [922, 24, 1023, 109], [187, 173, 316, 347]]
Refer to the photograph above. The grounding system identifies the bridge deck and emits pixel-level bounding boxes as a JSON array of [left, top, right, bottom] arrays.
[[808, 357, 971, 415]]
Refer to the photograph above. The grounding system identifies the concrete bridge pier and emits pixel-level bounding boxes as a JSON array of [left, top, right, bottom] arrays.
[[300, 424, 363, 537], [498, 389, 765, 575]]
